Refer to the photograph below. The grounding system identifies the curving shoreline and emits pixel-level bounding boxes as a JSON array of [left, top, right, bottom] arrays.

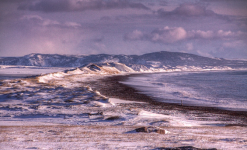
[[1, 70, 247, 149], [87, 73, 247, 119]]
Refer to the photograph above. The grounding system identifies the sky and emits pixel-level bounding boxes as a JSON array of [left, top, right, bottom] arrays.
[[0, 0, 247, 59]]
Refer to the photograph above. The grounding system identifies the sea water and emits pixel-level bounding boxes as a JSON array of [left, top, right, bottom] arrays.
[[122, 70, 247, 111], [0, 74, 32, 80], [0, 66, 70, 81]]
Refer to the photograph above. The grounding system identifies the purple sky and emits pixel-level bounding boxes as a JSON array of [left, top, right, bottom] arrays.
[[0, 0, 247, 59]]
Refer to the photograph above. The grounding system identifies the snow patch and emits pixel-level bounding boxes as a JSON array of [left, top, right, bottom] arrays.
[[38, 72, 66, 83]]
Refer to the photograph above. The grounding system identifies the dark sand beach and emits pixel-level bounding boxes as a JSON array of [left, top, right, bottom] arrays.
[[87, 73, 247, 121], [1, 72, 247, 149]]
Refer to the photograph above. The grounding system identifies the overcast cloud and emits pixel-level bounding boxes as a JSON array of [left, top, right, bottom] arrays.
[[125, 27, 245, 43], [157, 3, 215, 17], [0, 0, 247, 59], [18, 0, 149, 12]]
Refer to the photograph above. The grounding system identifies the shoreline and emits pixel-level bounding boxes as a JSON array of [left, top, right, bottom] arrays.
[[88, 73, 247, 119], [1, 70, 247, 149]]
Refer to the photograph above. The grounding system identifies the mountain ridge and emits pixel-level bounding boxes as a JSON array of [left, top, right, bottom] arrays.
[[0, 51, 246, 70]]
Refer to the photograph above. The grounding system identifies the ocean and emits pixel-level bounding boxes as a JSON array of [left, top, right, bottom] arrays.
[[122, 70, 247, 111], [0, 74, 32, 80]]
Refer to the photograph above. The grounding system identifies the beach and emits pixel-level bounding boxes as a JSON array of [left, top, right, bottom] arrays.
[[91, 74, 247, 118], [2, 0, 247, 148], [0, 70, 247, 149]]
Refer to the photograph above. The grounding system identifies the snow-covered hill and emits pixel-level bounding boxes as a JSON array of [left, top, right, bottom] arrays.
[[1, 51, 246, 71]]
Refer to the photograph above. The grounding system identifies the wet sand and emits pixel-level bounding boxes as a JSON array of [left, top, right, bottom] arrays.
[[86, 73, 247, 120]]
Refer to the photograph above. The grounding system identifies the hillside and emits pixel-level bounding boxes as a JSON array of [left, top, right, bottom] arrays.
[[1, 51, 246, 70]]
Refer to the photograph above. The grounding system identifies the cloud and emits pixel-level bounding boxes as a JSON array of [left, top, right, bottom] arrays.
[[18, 0, 149, 12], [157, 3, 215, 17], [20, 15, 82, 29], [63, 22, 82, 28], [124, 30, 144, 41], [189, 30, 245, 39], [0, 0, 30, 3], [124, 27, 187, 43], [151, 26, 187, 43], [0, 14, 86, 57], [190, 30, 214, 39], [124, 26, 245, 44]]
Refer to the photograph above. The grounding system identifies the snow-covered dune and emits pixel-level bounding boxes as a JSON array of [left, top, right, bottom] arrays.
[[36, 60, 246, 85], [37, 62, 133, 84]]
